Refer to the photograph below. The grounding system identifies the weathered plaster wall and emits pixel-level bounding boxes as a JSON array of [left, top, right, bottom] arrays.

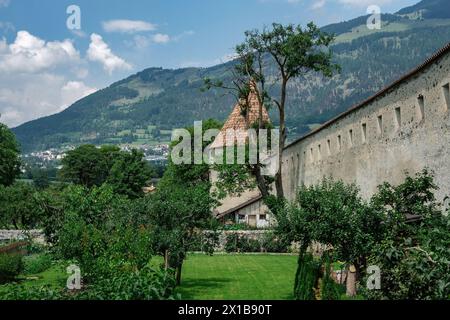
[[282, 50, 450, 204]]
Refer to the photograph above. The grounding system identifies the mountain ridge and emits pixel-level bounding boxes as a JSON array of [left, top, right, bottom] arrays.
[[12, 0, 450, 152]]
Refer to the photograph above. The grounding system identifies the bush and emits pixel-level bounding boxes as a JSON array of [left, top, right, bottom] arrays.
[[294, 252, 320, 300], [76, 265, 177, 300], [261, 232, 289, 253], [0, 253, 23, 283], [320, 255, 342, 300], [224, 233, 262, 253], [23, 254, 53, 275]]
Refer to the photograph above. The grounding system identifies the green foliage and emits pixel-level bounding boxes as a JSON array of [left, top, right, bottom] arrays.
[[149, 120, 221, 283], [60, 144, 154, 198], [107, 149, 154, 199], [224, 233, 263, 253], [0, 123, 21, 187], [75, 265, 177, 300], [261, 232, 290, 253], [60, 145, 120, 188], [0, 253, 23, 283], [294, 252, 320, 300], [320, 254, 342, 300], [32, 169, 51, 190], [23, 254, 53, 275], [0, 182, 42, 229], [364, 170, 450, 300], [277, 178, 385, 269]]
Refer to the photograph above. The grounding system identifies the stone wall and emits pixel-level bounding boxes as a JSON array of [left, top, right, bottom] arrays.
[[0, 230, 44, 244], [213, 230, 270, 252], [282, 47, 450, 204]]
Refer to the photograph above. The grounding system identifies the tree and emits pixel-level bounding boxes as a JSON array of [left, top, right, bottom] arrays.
[[277, 178, 385, 297], [148, 119, 221, 285], [0, 123, 21, 187], [32, 169, 50, 190], [0, 182, 42, 229], [205, 23, 339, 202], [365, 169, 450, 300], [60, 145, 119, 188], [107, 149, 154, 199]]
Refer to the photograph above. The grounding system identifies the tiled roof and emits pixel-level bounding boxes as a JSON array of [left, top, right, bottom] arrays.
[[210, 84, 270, 149]]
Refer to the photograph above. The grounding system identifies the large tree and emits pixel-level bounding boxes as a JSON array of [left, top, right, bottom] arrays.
[[205, 22, 339, 203], [0, 123, 21, 187], [60, 145, 119, 188], [0, 182, 42, 229], [60, 145, 153, 198], [107, 149, 154, 199]]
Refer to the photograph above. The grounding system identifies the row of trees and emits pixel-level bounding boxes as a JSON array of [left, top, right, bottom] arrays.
[[276, 170, 450, 300]]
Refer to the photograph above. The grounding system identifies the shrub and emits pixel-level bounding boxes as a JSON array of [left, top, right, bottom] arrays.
[[224, 233, 239, 253], [23, 254, 53, 275], [241, 238, 261, 253], [76, 265, 177, 300], [0, 253, 23, 283], [320, 255, 342, 300], [261, 232, 289, 253], [224, 233, 262, 253], [294, 252, 320, 300]]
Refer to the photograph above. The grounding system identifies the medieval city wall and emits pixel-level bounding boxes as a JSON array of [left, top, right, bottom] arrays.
[[282, 50, 450, 204]]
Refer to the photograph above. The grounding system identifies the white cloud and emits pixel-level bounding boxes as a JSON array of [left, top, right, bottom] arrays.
[[102, 19, 156, 33], [0, 31, 98, 127], [338, 0, 392, 7], [152, 33, 170, 44], [0, 0, 10, 8], [312, 0, 326, 10], [87, 33, 131, 74], [0, 31, 80, 73], [61, 81, 97, 108], [0, 73, 96, 127]]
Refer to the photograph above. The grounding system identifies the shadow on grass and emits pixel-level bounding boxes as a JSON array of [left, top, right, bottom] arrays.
[[177, 278, 232, 300]]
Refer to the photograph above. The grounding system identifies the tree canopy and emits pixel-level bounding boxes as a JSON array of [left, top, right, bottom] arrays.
[[0, 123, 21, 187]]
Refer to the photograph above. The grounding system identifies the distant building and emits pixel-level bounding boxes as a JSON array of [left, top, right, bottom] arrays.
[[209, 83, 274, 229]]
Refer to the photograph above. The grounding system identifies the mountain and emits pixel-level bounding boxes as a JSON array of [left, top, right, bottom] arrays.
[[12, 0, 450, 153]]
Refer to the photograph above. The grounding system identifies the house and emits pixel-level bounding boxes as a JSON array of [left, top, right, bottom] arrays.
[[209, 83, 274, 229]]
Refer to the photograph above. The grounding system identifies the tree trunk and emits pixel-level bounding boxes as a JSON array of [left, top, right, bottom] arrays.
[[346, 264, 357, 297], [176, 262, 183, 286], [164, 250, 169, 270], [275, 78, 288, 199]]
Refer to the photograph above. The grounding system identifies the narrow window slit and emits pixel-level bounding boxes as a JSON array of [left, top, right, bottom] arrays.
[[418, 95, 425, 120], [362, 123, 367, 143], [443, 83, 449, 111], [395, 107, 402, 129], [377, 115, 383, 135]]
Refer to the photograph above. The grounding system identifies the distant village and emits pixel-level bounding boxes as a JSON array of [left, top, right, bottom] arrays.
[[21, 144, 170, 171]]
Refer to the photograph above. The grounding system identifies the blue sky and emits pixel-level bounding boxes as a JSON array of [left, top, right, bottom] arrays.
[[0, 0, 418, 127]]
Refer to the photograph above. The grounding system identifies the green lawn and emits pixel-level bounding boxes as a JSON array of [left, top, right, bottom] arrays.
[[177, 254, 298, 300], [0, 264, 66, 296]]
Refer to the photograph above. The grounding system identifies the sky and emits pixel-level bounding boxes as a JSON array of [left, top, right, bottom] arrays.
[[0, 0, 419, 127]]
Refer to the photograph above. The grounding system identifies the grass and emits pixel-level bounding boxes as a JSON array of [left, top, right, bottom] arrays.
[[0, 263, 66, 295], [177, 254, 298, 300]]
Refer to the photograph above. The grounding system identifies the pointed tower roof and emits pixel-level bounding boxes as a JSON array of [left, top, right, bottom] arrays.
[[210, 84, 270, 149]]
